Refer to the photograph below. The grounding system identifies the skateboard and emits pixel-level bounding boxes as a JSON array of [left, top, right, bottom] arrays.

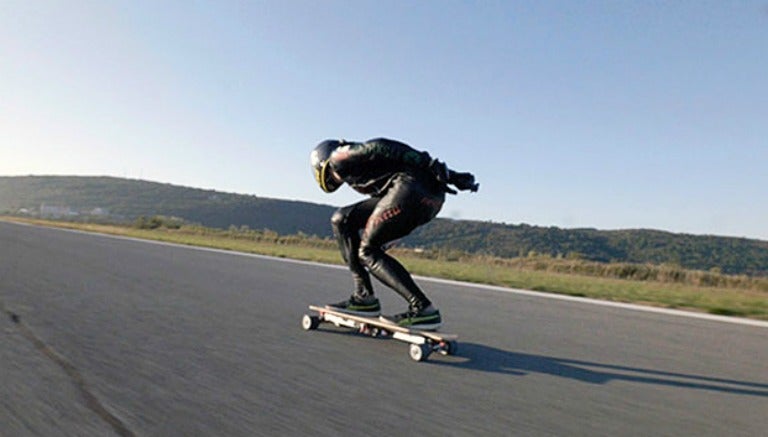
[[301, 305, 458, 362]]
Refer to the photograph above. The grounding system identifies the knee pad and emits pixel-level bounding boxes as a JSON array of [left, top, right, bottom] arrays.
[[331, 209, 347, 234], [358, 244, 378, 268]]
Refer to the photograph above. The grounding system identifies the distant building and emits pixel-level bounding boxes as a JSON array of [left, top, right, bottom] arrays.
[[40, 204, 77, 218]]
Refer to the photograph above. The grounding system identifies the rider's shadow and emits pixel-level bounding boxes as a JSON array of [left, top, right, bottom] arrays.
[[433, 343, 768, 398]]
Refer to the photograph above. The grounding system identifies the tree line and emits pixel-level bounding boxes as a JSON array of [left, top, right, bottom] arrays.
[[3, 176, 768, 277]]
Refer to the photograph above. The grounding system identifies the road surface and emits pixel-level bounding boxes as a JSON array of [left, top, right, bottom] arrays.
[[1, 221, 766, 436]]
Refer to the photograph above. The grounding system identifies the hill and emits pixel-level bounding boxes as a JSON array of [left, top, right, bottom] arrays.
[[0, 176, 335, 236], [2, 175, 767, 276], [406, 220, 768, 276]]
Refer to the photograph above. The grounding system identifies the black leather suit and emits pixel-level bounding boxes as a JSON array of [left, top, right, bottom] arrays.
[[328, 138, 447, 309]]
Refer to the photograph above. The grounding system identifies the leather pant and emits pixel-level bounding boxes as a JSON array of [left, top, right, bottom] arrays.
[[331, 174, 445, 309]]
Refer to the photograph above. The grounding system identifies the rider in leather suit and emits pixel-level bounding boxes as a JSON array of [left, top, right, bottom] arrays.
[[310, 138, 478, 329]]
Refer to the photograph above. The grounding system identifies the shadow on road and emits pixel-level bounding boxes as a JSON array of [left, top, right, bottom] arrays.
[[433, 343, 768, 398]]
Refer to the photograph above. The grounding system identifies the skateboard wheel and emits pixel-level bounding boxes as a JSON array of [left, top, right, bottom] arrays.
[[409, 343, 431, 362], [438, 340, 459, 355], [301, 314, 320, 331]]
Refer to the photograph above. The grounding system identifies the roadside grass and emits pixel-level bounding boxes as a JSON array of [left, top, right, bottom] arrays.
[[396, 253, 768, 320], [4, 216, 767, 321]]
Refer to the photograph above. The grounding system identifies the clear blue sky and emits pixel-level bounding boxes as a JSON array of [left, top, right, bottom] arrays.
[[2, 1, 766, 240]]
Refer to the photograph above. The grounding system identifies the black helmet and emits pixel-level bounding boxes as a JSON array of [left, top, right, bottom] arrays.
[[310, 140, 342, 193]]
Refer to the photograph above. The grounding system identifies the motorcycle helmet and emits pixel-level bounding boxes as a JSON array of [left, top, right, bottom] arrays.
[[310, 139, 342, 193]]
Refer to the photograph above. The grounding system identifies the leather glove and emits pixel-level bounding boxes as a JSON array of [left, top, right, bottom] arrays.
[[449, 171, 479, 192]]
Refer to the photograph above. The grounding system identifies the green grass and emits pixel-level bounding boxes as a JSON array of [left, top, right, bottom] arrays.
[[398, 254, 768, 319], [5, 216, 767, 321]]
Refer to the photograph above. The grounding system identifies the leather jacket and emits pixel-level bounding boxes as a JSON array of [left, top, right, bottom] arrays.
[[328, 138, 444, 196]]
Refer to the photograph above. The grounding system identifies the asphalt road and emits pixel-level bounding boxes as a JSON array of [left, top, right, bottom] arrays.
[[1, 220, 767, 436]]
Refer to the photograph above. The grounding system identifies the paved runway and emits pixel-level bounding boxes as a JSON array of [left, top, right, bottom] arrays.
[[1, 220, 766, 436]]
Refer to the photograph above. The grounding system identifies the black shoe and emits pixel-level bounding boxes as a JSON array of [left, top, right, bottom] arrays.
[[326, 294, 381, 316], [380, 307, 442, 330]]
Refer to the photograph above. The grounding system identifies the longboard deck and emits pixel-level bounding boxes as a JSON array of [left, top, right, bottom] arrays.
[[303, 305, 459, 362], [308, 305, 458, 340]]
